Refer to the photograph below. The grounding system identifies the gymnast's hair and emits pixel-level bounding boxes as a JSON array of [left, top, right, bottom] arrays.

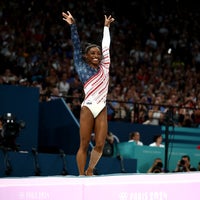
[[84, 43, 101, 54]]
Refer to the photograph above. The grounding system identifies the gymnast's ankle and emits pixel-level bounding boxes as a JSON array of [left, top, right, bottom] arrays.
[[85, 168, 93, 176]]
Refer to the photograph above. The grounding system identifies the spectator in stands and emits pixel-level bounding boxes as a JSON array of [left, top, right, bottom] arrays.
[[18, 78, 29, 87], [144, 99, 165, 125], [58, 72, 70, 96], [107, 85, 127, 121], [192, 107, 200, 127], [147, 158, 164, 173], [178, 98, 195, 127], [49, 87, 62, 100], [45, 67, 59, 88], [62, 11, 114, 176], [149, 134, 164, 148], [106, 92, 121, 121], [68, 74, 83, 95], [1, 68, 18, 85], [128, 131, 143, 146], [174, 155, 197, 172]]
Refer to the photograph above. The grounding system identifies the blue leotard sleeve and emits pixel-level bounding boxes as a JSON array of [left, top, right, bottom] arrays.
[[70, 24, 98, 84]]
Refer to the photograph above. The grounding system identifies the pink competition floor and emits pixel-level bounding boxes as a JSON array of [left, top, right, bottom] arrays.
[[0, 172, 200, 200]]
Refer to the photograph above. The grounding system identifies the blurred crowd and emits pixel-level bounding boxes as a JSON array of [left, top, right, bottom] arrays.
[[0, 0, 200, 127]]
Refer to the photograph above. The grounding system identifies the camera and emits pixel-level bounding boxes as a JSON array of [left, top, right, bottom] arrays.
[[156, 162, 163, 168], [179, 159, 185, 166], [152, 162, 163, 173], [0, 113, 25, 151]]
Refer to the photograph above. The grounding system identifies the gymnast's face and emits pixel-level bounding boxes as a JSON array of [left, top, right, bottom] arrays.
[[85, 46, 102, 68]]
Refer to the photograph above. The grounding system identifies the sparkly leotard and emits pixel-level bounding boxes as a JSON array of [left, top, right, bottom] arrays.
[[70, 24, 111, 118]]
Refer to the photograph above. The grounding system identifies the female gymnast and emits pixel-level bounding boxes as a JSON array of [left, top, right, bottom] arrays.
[[62, 11, 114, 176]]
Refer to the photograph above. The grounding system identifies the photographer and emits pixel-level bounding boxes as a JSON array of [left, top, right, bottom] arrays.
[[147, 158, 164, 173], [174, 155, 197, 172]]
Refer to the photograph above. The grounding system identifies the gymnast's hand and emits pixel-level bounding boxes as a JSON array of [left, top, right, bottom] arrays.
[[104, 15, 115, 27], [62, 11, 75, 25]]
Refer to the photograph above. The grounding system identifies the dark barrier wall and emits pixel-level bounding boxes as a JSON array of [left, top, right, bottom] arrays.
[[38, 98, 80, 154], [0, 85, 39, 151], [0, 151, 137, 177]]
